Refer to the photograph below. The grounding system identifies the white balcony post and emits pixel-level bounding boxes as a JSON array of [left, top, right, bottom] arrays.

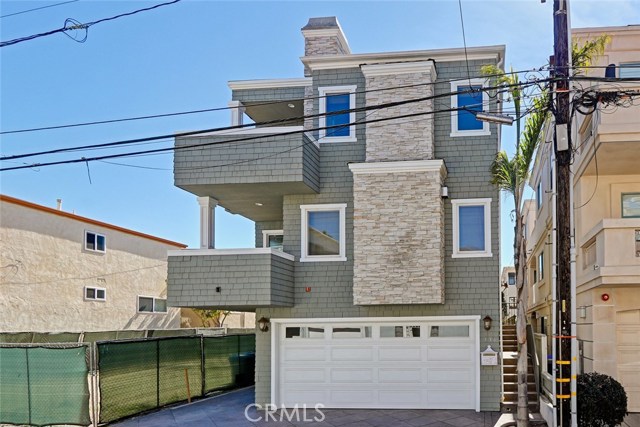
[[229, 100, 245, 126], [198, 196, 217, 249]]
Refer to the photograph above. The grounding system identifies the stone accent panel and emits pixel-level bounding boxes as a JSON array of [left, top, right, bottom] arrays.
[[362, 62, 436, 162], [351, 163, 446, 305]]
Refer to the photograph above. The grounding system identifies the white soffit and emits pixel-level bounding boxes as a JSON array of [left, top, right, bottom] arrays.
[[228, 78, 312, 91]]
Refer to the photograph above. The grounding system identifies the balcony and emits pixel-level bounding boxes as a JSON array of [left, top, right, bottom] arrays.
[[578, 218, 640, 288], [166, 248, 295, 310], [174, 127, 320, 222]]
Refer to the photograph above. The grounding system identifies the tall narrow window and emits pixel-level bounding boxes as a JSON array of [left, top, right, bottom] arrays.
[[451, 79, 490, 137], [318, 86, 356, 142], [538, 251, 544, 281], [452, 199, 492, 258]]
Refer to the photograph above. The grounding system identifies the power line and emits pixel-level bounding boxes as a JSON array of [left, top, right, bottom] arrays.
[[0, 0, 79, 19], [0, 0, 180, 48], [0, 68, 546, 135], [1, 78, 551, 162], [457, 0, 473, 87]]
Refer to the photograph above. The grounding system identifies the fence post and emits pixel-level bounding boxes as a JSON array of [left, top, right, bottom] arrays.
[[156, 339, 160, 408], [200, 335, 205, 397]]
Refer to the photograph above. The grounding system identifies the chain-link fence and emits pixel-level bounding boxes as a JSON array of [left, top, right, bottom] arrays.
[[0, 343, 91, 426], [96, 334, 255, 424], [0, 333, 255, 426]]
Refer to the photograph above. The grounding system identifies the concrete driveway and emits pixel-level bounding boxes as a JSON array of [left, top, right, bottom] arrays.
[[110, 387, 503, 427]]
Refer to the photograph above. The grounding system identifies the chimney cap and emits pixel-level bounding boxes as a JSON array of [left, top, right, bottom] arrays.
[[302, 16, 341, 31]]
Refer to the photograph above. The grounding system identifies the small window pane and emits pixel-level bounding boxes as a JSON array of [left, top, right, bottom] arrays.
[[430, 325, 469, 338], [96, 235, 106, 252], [332, 327, 371, 338], [86, 233, 96, 251], [508, 273, 516, 286], [285, 326, 324, 339], [622, 193, 640, 218], [308, 211, 340, 256], [459, 205, 485, 251], [138, 297, 153, 312], [380, 326, 403, 338], [457, 85, 483, 131], [96, 289, 106, 300], [406, 326, 420, 338], [86, 288, 95, 299], [326, 93, 350, 137], [267, 234, 284, 250], [155, 299, 167, 313], [620, 62, 640, 78]]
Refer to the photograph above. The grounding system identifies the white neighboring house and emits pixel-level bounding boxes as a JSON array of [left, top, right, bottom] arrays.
[[0, 194, 185, 332]]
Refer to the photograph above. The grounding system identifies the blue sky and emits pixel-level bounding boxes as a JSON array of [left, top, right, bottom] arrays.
[[2, 0, 639, 268]]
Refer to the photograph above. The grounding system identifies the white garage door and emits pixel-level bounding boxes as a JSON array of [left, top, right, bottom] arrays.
[[274, 317, 479, 410]]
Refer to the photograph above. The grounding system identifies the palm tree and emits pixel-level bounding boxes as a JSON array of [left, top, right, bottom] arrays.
[[483, 35, 609, 427]]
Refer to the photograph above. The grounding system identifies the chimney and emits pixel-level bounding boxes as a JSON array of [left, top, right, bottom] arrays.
[[56, 198, 62, 211], [301, 17, 351, 58]]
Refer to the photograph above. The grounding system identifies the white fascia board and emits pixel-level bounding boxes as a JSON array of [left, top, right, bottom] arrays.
[[301, 45, 504, 72], [270, 315, 481, 324], [349, 160, 446, 179], [167, 247, 295, 261], [227, 78, 311, 91], [361, 61, 437, 80]]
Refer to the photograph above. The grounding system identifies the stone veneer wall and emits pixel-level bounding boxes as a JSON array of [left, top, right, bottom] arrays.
[[351, 168, 445, 304], [363, 66, 435, 161]]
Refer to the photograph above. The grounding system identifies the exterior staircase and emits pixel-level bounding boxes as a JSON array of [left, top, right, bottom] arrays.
[[501, 324, 539, 412]]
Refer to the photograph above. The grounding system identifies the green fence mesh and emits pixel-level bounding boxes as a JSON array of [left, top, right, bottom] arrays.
[[203, 336, 238, 393], [0, 345, 91, 426]]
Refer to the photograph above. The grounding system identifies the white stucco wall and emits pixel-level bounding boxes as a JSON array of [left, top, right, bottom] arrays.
[[0, 199, 182, 332]]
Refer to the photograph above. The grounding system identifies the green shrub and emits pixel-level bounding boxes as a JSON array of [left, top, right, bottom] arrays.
[[577, 372, 628, 427]]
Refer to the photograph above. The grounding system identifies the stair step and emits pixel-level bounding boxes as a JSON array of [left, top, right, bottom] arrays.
[[503, 366, 535, 375], [503, 373, 535, 383], [503, 383, 537, 393], [500, 402, 539, 413], [502, 391, 538, 403]]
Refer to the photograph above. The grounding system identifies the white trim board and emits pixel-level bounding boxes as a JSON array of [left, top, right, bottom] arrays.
[[167, 248, 295, 261], [349, 160, 446, 177], [228, 78, 311, 90]]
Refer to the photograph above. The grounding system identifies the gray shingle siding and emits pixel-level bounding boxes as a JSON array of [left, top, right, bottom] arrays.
[[232, 86, 306, 103], [252, 60, 501, 411]]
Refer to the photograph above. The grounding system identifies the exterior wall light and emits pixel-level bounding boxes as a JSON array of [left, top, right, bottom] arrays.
[[483, 315, 493, 331], [257, 317, 270, 332]]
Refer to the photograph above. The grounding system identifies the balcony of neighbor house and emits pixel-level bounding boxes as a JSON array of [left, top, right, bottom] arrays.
[[168, 79, 313, 310], [578, 218, 640, 289]]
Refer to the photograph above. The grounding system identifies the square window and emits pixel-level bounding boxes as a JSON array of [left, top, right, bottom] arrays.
[[318, 86, 356, 142], [262, 230, 284, 251], [622, 193, 640, 218], [300, 204, 347, 262], [137, 296, 166, 313], [450, 80, 490, 137], [85, 231, 106, 253], [452, 199, 492, 258], [508, 273, 516, 286]]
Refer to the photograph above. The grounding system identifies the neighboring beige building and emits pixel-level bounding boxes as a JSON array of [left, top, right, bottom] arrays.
[[0, 194, 185, 332], [526, 25, 640, 412], [500, 266, 517, 322]]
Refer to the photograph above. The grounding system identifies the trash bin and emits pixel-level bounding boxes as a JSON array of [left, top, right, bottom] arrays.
[[236, 352, 255, 386]]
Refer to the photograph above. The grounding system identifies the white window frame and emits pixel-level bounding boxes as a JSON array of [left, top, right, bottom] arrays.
[[451, 198, 492, 258], [84, 230, 106, 253], [84, 286, 106, 301], [318, 86, 357, 143], [300, 203, 347, 262], [262, 229, 284, 249], [137, 295, 168, 314], [450, 79, 490, 137], [536, 181, 543, 210]]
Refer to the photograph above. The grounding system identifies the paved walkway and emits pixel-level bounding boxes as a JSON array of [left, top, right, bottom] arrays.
[[111, 387, 503, 427]]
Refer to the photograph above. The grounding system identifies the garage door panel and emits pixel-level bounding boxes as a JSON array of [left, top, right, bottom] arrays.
[[428, 389, 475, 407], [378, 346, 422, 361], [379, 368, 422, 383], [284, 346, 325, 362], [427, 345, 474, 361], [378, 389, 423, 405], [283, 367, 326, 383], [330, 346, 373, 361], [427, 367, 474, 383], [330, 368, 373, 383], [330, 390, 374, 405], [282, 389, 326, 406]]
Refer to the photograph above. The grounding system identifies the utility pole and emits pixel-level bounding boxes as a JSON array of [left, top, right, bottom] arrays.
[[553, 1, 573, 426]]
